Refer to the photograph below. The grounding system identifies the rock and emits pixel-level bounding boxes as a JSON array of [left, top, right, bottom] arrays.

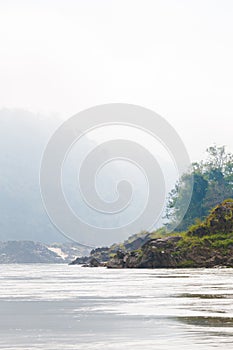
[[69, 256, 90, 265], [71, 200, 233, 269], [124, 234, 150, 251], [69, 233, 151, 266], [107, 237, 183, 268], [72, 256, 102, 267], [87, 257, 102, 267]]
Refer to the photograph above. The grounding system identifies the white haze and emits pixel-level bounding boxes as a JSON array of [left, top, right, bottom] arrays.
[[0, 1, 233, 160], [0, 1, 233, 244], [0, 109, 178, 244]]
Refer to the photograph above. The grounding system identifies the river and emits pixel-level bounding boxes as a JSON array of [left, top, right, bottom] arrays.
[[0, 264, 233, 349]]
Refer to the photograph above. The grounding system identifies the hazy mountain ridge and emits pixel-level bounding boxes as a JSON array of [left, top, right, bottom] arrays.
[[0, 109, 160, 246], [0, 109, 66, 243], [0, 241, 90, 264]]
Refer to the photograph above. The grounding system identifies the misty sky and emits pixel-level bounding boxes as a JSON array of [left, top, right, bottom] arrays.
[[0, 0, 233, 161]]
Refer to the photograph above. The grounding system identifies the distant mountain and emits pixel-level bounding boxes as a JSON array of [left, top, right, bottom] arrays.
[[0, 109, 98, 244], [0, 109, 66, 243], [0, 241, 90, 264], [47, 242, 90, 262], [0, 108, 176, 246]]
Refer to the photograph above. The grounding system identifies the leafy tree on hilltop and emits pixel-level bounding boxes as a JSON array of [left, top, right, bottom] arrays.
[[166, 145, 233, 231]]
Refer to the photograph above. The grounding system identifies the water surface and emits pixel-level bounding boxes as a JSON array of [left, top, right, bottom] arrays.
[[0, 265, 233, 349]]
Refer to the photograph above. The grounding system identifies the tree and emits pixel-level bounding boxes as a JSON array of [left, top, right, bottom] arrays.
[[203, 146, 233, 210], [166, 145, 233, 232], [166, 172, 208, 231]]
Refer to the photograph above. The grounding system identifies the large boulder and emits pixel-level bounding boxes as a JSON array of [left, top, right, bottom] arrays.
[[107, 236, 183, 268]]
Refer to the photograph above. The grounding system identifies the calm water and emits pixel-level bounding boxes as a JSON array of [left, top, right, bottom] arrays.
[[0, 265, 233, 349]]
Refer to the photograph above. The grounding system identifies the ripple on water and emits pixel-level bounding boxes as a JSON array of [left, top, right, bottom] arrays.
[[0, 265, 233, 349]]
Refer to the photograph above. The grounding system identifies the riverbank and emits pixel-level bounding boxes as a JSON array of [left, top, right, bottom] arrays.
[[70, 200, 233, 269]]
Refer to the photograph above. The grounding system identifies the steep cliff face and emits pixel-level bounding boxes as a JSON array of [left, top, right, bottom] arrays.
[[107, 200, 233, 268]]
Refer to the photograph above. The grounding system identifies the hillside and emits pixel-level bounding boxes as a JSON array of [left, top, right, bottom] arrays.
[[70, 200, 233, 268], [0, 241, 90, 264]]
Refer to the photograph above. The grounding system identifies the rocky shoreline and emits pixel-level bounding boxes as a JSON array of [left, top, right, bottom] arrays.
[[70, 200, 233, 269]]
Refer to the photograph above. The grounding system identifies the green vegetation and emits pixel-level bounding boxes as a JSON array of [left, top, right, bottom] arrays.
[[176, 260, 196, 268], [110, 199, 233, 268], [107, 145, 233, 257], [175, 199, 233, 253], [166, 145, 233, 231], [83, 145, 233, 269]]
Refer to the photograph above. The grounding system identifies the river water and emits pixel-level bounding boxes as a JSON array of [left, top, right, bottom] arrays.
[[0, 264, 233, 349]]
